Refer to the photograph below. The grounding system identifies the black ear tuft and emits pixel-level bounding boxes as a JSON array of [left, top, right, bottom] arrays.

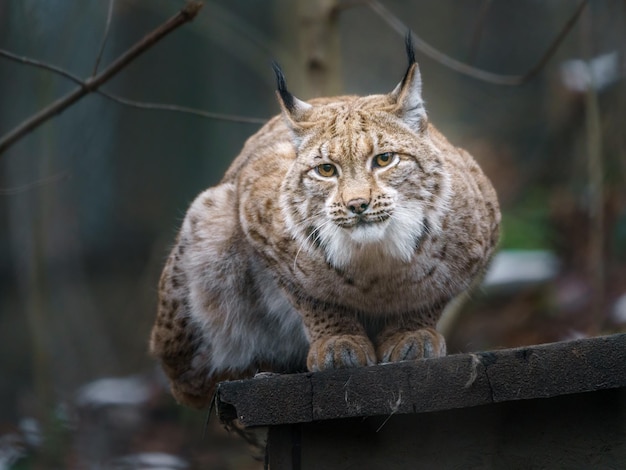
[[405, 31, 416, 66], [271, 61, 295, 113], [400, 31, 416, 89], [393, 31, 426, 130]]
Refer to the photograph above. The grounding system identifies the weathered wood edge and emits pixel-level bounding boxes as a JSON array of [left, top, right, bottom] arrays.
[[216, 333, 626, 428]]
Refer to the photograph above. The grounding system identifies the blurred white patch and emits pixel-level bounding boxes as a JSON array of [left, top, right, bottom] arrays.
[[110, 452, 188, 469], [561, 51, 620, 92], [611, 293, 626, 324], [18, 418, 42, 447], [0, 433, 25, 470], [483, 250, 559, 288], [75, 375, 151, 408], [561, 330, 589, 341]]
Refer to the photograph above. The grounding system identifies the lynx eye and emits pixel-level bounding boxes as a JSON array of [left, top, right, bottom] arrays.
[[315, 163, 337, 178], [373, 152, 396, 168]]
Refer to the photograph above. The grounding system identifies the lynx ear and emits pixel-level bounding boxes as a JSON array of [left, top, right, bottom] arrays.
[[272, 62, 312, 125], [390, 33, 427, 131]]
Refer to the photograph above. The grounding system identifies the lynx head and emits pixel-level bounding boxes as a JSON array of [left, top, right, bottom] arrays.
[[276, 35, 450, 269]]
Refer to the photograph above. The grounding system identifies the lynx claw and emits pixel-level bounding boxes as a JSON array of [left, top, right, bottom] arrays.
[[253, 371, 281, 379], [307, 335, 376, 372], [377, 328, 446, 363]]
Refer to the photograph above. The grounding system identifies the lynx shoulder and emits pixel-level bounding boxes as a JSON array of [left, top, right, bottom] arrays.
[[150, 37, 500, 409]]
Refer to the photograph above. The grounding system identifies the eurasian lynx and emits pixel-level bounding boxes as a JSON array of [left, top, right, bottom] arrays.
[[150, 37, 500, 409]]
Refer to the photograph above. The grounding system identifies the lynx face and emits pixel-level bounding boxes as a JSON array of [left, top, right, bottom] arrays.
[[281, 101, 449, 269]]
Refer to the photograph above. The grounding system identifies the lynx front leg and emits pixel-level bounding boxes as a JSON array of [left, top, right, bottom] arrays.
[[375, 313, 446, 363], [295, 300, 376, 372]]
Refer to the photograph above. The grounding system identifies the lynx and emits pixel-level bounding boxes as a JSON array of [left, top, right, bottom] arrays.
[[150, 37, 500, 409]]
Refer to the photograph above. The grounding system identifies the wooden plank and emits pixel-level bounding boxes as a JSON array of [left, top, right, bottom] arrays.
[[309, 353, 493, 421], [216, 372, 313, 425], [286, 388, 626, 469], [484, 333, 626, 402], [216, 333, 626, 428]]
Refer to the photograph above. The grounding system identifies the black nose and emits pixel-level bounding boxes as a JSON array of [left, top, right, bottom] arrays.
[[347, 198, 369, 214]]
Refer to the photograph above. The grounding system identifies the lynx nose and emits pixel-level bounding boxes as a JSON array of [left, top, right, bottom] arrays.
[[347, 198, 369, 214]]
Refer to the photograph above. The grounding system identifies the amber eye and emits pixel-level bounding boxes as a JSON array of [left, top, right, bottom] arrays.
[[373, 152, 395, 168], [315, 163, 337, 177]]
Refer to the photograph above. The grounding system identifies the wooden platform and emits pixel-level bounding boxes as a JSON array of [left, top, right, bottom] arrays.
[[216, 334, 626, 469]]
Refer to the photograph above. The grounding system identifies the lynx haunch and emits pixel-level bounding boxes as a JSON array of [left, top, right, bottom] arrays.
[[150, 37, 500, 409]]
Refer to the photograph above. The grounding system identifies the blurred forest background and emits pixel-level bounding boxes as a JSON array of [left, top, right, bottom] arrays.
[[0, 0, 625, 468]]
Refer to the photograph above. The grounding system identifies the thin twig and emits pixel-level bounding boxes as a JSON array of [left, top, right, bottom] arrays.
[[93, 0, 116, 76], [581, 7, 605, 331], [99, 93, 267, 124], [333, 0, 368, 13], [367, 0, 589, 86], [467, 0, 493, 65], [0, 1, 204, 156], [0, 49, 84, 85], [0, 47, 267, 125], [0, 171, 70, 195]]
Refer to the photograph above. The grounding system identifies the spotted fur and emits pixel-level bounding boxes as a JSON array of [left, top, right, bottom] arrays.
[[150, 43, 500, 408]]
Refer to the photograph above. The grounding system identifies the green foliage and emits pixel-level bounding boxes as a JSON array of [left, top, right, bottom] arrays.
[[500, 192, 553, 250]]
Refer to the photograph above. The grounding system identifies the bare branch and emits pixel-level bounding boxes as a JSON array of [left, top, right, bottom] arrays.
[[0, 47, 268, 125], [83, 1, 203, 93], [98, 93, 267, 125], [367, 0, 589, 86], [0, 1, 204, 156], [521, 0, 589, 83], [93, 0, 116, 76]]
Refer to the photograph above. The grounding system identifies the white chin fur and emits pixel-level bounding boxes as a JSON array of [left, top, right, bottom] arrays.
[[348, 222, 388, 244], [318, 204, 427, 269]]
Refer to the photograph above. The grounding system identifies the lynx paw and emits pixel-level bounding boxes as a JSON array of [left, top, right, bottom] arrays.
[[307, 335, 376, 372], [377, 328, 446, 363]]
